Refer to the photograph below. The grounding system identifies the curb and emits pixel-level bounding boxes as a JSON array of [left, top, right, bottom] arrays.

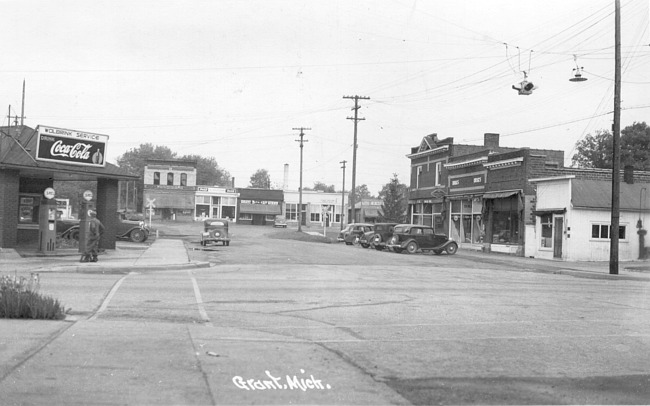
[[40, 261, 213, 274]]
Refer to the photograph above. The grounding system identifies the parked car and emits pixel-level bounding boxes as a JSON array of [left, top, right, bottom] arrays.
[[337, 223, 374, 245], [56, 212, 150, 243], [200, 218, 230, 246], [273, 215, 287, 228], [359, 222, 398, 250], [386, 224, 457, 255]]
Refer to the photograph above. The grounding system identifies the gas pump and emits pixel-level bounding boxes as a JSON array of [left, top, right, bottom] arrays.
[[39, 188, 58, 253]]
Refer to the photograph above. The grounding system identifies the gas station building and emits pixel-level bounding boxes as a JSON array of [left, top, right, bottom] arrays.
[[0, 125, 138, 251]]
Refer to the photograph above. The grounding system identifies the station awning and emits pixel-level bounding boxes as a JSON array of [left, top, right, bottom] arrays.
[[239, 203, 281, 215]]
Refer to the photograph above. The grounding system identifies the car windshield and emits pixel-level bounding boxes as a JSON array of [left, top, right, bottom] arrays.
[[208, 221, 226, 227]]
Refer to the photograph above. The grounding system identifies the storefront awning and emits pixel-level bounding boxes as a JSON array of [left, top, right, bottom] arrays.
[[483, 191, 519, 199], [146, 192, 195, 209], [532, 208, 566, 216], [363, 208, 381, 218], [239, 203, 281, 215]]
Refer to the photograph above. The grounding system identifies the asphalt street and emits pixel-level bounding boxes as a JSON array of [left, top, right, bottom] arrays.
[[1, 222, 650, 405]]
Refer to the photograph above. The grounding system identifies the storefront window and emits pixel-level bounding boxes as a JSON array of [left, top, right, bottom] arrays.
[[19, 195, 40, 224], [540, 214, 552, 248], [286, 203, 298, 221], [491, 196, 519, 245], [450, 198, 483, 244]]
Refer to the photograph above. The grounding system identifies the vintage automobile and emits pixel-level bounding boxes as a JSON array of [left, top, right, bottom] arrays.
[[386, 224, 458, 255], [57, 212, 150, 243], [359, 222, 398, 250], [273, 215, 288, 228], [200, 218, 231, 246], [337, 223, 374, 245]]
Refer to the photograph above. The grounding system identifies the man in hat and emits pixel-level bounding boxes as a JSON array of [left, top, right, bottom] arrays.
[[81, 210, 105, 263]]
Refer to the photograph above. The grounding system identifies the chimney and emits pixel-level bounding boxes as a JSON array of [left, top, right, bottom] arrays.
[[624, 165, 634, 184], [283, 164, 289, 190], [484, 133, 500, 149], [231, 177, 235, 188]]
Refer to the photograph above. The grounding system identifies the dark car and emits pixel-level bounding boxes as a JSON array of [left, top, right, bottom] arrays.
[[386, 224, 457, 255], [56, 212, 150, 243], [359, 222, 398, 250], [200, 218, 230, 246], [337, 223, 374, 245]]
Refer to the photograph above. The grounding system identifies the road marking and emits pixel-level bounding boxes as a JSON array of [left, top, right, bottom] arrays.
[[88, 273, 131, 321], [188, 270, 213, 327]]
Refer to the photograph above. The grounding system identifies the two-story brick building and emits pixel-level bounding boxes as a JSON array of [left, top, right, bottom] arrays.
[[407, 132, 565, 255]]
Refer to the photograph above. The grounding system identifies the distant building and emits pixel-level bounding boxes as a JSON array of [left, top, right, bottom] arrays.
[[143, 159, 198, 220]]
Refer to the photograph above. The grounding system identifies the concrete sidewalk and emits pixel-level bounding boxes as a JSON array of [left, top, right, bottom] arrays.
[[0, 238, 211, 274]]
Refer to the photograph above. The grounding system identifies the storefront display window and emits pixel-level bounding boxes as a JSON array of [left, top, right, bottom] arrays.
[[286, 203, 298, 221], [450, 198, 483, 244], [492, 196, 519, 244], [19, 195, 40, 224]]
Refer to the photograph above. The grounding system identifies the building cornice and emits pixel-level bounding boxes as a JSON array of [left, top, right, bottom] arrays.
[[406, 144, 449, 159], [483, 157, 524, 170], [444, 157, 488, 170]]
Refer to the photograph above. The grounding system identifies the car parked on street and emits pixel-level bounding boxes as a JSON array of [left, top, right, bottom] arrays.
[[337, 223, 374, 245], [273, 215, 287, 228], [359, 222, 398, 250], [200, 218, 231, 246], [57, 212, 150, 243], [386, 224, 457, 255]]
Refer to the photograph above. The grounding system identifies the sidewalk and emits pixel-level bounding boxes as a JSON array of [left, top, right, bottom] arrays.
[[0, 238, 211, 274]]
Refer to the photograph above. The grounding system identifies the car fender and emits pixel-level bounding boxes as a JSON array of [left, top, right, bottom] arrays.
[[436, 240, 457, 250], [119, 226, 146, 239]]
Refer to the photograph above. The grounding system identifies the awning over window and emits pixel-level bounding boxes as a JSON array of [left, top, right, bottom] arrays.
[[363, 208, 381, 218], [483, 191, 519, 199], [146, 192, 195, 209], [239, 203, 282, 215], [532, 208, 566, 216]]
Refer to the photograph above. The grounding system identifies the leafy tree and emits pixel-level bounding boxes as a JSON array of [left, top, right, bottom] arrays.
[[116, 143, 176, 176], [249, 169, 271, 188], [572, 122, 650, 170], [378, 174, 407, 223], [348, 184, 373, 203], [181, 154, 231, 186], [312, 181, 336, 193]]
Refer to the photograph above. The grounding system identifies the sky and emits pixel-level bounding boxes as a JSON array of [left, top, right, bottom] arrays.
[[1, 0, 649, 195]]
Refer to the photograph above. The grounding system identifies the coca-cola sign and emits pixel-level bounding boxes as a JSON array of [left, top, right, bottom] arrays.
[[36, 126, 108, 167]]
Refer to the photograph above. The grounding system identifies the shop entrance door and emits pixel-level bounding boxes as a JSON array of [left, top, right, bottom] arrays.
[[553, 217, 563, 258]]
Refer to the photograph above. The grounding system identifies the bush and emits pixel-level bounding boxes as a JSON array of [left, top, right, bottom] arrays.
[[0, 274, 66, 320]]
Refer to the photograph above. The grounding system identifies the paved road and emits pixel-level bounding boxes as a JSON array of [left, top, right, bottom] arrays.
[[2, 222, 650, 405]]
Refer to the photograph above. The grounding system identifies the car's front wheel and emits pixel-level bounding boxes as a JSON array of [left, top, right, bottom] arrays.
[[405, 241, 418, 254], [445, 243, 458, 255], [129, 229, 146, 243]]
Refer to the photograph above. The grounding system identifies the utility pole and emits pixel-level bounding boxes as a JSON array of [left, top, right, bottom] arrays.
[[610, 0, 622, 275], [340, 160, 347, 228], [20, 79, 25, 126], [343, 95, 370, 224], [293, 127, 310, 232]]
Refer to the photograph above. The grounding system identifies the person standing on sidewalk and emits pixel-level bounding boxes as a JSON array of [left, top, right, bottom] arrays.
[[81, 210, 105, 263]]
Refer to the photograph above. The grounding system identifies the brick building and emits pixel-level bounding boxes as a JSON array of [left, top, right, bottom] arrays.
[[407, 132, 564, 256]]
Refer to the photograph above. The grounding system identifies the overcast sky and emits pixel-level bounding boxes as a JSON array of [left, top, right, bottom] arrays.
[[1, 0, 648, 194]]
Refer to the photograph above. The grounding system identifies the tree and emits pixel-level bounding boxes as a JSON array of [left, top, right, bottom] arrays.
[[312, 181, 336, 193], [571, 122, 650, 170], [181, 154, 231, 186], [378, 174, 407, 223], [348, 184, 373, 203], [249, 169, 271, 188]]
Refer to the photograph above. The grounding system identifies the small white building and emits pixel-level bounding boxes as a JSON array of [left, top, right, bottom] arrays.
[[527, 175, 650, 261], [283, 190, 347, 228]]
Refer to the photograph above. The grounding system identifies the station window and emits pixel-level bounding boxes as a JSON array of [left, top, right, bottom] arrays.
[[591, 224, 626, 241], [540, 214, 553, 248]]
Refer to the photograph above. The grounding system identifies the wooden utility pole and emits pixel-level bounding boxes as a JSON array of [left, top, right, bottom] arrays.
[[293, 127, 310, 232], [610, 0, 621, 275], [340, 160, 347, 228], [20, 79, 25, 126], [343, 95, 370, 224]]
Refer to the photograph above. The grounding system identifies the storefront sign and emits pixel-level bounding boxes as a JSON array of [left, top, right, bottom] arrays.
[[36, 126, 108, 167], [43, 187, 55, 199], [449, 174, 486, 190], [240, 200, 279, 205]]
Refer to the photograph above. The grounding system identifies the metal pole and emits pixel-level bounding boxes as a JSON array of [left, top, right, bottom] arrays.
[[610, 0, 621, 274], [293, 127, 310, 232], [340, 160, 346, 228]]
